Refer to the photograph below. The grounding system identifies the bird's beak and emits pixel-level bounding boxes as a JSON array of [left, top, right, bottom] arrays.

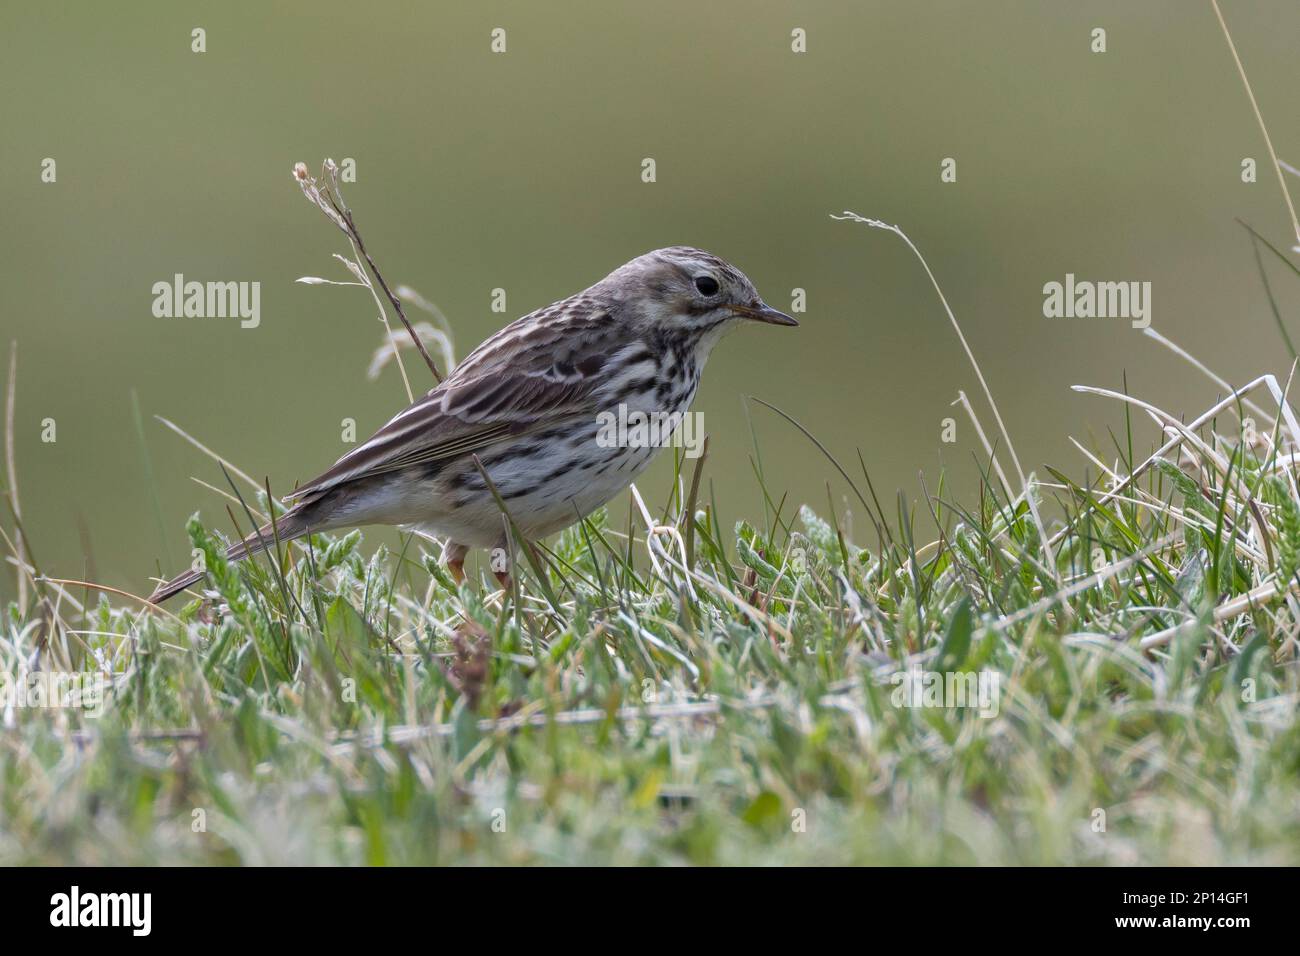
[[729, 300, 799, 327]]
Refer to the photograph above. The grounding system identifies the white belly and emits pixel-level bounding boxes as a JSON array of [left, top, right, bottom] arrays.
[[410, 420, 672, 548]]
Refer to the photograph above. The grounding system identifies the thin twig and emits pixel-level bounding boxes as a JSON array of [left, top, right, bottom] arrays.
[[682, 435, 710, 569], [38, 576, 184, 624], [333, 198, 442, 385], [154, 415, 265, 495], [5, 341, 26, 613], [833, 213, 1062, 588], [1211, 0, 1300, 245], [293, 161, 442, 386]]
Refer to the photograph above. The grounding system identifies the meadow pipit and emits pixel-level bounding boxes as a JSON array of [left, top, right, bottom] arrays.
[[149, 246, 796, 602]]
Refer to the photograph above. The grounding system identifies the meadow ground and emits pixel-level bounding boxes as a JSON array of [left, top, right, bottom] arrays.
[[4, 316, 1300, 864]]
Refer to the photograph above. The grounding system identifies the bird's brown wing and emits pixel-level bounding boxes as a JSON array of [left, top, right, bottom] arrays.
[[286, 304, 626, 502]]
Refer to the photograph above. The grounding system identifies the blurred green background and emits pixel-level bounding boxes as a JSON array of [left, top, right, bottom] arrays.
[[3, 1, 1298, 599]]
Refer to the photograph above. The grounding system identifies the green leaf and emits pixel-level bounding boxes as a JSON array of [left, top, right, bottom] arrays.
[[935, 597, 973, 671], [742, 790, 782, 827], [1230, 631, 1268, 691]]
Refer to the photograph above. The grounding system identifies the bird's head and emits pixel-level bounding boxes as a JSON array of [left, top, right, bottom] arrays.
[[605, 246, 797, 337]]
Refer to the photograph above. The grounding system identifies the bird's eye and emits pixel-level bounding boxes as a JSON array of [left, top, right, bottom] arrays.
[[694, 276, 720, 296]]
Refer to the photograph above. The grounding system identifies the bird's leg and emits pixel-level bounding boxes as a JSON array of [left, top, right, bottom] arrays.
[[444, 541, 468, 585]]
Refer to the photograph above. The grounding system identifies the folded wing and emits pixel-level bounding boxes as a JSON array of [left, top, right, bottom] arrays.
[[286, 304, 618, 502]]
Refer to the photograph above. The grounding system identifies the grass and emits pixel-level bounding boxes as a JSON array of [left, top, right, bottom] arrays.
[[3, 326, 1300, 864]]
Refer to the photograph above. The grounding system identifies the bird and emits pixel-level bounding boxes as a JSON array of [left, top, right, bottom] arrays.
[[147, 246, 797, 603]]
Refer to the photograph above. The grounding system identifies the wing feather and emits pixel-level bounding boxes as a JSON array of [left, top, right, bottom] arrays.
[[286, 302, 622, 501]]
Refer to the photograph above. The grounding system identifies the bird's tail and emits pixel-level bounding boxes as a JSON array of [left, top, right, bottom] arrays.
[[147, 509, 316, 604]]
